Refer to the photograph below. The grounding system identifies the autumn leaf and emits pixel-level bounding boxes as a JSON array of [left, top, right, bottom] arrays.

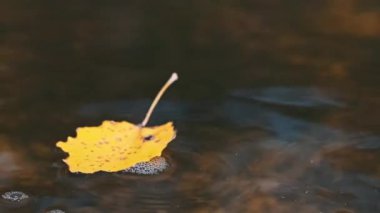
[[56, 73, 178, 174]]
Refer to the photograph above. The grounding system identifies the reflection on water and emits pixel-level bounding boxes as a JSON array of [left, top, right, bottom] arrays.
[[231, 87, 345, 108], [0, 0, 379, 212]]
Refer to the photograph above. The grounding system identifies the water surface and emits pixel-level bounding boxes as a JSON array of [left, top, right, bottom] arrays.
[[0, 1, 379, 212]]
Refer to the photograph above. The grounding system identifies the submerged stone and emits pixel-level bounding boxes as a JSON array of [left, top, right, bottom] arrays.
[[124, 156, 169, 175], [46, 209, 66, 213], [1, 191, 29, 202]]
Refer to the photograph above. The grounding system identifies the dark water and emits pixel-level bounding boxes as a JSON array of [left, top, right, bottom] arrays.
[[1, 1, 380, 212]]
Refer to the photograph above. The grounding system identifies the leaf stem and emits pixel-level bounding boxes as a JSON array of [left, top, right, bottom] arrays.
[[141, 73, 178, 126]]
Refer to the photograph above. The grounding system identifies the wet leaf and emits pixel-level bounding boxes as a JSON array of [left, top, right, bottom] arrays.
[[56, 121, 175, 173]]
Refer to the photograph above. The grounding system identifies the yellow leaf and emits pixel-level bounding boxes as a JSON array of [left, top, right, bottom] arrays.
[[56, 121, 175, 173], [56, 73, 178, 174]]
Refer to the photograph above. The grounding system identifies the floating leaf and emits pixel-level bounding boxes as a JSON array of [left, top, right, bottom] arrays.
[[56, 121, 175, 173], [56, 73, 178, 174]]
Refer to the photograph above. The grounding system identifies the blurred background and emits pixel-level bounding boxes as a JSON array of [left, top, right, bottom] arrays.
[[0, 0, 379, 212]]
